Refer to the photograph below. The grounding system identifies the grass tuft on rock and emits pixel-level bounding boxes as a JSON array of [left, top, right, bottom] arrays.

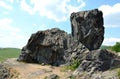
[[61, 59, 81, 71]]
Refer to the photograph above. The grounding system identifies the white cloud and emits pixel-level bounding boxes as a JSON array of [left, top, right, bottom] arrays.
[[6, 0, 14, 3], [99, 3, 120, 28], [32, 23, 48, 30], [0, 18, 28, 48], [20, 0, 35, 15], [0, 1, 13, 10], [20, 0, 86, 22], [32, 24, 38, 27], [103, 37, 120, 46], [0, 18, 20, 33]]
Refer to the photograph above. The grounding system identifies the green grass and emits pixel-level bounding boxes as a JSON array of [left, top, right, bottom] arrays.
[[61, 59, 81, 71], [0, 48, 21, 61]]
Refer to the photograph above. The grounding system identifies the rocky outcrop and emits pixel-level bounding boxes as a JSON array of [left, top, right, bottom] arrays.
[[18, 28, 89, 66], [17, 8, 120, 75], [71, 9, 104, 50], [73, 49, 117, 74], [18, 9, 104, 66], [18, 28, 68, 66]]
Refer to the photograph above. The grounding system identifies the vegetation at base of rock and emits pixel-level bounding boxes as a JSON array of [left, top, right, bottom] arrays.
[[70, 76, 76, 79], [0, 48, 20, 61], [62, 59, 81, 71], [111, 42, 120, 52], [69, 59, 81, 71]]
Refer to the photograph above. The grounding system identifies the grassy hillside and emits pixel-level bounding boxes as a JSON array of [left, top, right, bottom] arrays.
[[0, 48, 21, 61]]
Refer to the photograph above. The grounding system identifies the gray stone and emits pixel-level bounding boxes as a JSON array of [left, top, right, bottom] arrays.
[[18, 27, 89, 66], [70, 9, 104, 50], [18, 9, 104, 66], [17, 9, 120, 74], [46, 74, 59, 79], [0, 64, 9, 79], [74, 49, 117, 74], [18, 28, 68, 66], [64, 41, 89, 64]]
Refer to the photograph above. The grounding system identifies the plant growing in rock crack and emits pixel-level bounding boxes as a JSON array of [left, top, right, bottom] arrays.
[[70, 76, 76, 79], [61, 59, 81, 71], [70, 59, 80, 71]]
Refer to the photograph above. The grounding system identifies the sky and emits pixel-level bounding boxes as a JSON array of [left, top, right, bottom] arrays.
[[0, 0, 120, 48]]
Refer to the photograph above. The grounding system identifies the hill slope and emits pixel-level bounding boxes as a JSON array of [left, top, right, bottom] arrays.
[[0, 48, 21, 61]]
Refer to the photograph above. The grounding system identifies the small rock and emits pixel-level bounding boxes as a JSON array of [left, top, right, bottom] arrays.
[[45, 74, 59, 79], [41, 63, 45, 66]]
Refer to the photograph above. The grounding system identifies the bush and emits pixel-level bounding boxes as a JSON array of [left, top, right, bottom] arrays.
[[69, 59, 80, 71], [61, 59, 80, 71], [112, 42, 120, 52]]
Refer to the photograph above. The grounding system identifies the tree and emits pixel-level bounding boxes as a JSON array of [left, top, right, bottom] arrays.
[[112, 42, 120, 52]]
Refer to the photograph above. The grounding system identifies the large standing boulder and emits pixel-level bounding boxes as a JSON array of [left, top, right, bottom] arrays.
[[18, 28, 68, 66], [70, 9, 104, 50]]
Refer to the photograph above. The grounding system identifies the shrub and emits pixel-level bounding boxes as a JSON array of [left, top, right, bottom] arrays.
[[69, 59, 80, 71], [112, 42, 120, 52], [61, 59, 80, 71]]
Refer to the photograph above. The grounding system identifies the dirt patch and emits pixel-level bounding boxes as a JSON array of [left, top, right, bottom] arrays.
[[2, 58, 72, 79]]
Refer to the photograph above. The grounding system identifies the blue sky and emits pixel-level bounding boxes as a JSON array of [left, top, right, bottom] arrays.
[[0, 0, 120, 48]]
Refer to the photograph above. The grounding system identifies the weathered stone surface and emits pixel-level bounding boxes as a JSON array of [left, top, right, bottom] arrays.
[[73, 49, 117, 74], [18, 28, 68, 66], [70, 9, 104, 50], [0, 64, 9, 79], [45, 74, 59, 79], [1, 8, 120, 79], [18, 9, 105, 66], [17, 9, 120, 74], [73, 70, 119, 79], [18, 28, 89, 66], [64, 38, 89, 64], [18, 9, 105, 67]]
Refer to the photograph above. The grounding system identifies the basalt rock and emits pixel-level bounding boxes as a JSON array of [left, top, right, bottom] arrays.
[[18, 28, 89, 66], [18, 9, 114, 72], [18, 28, 68, 66], [73, 49, 120, 76], [70, 9, 104, 50]]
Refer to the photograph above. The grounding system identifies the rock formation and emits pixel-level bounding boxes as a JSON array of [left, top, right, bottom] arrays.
[[71, 9, 104, 50], [18, 28, 68, 66], [18, 28, 89, 66], [73, 49, 117, 74], [17, 8, 120, 74]]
